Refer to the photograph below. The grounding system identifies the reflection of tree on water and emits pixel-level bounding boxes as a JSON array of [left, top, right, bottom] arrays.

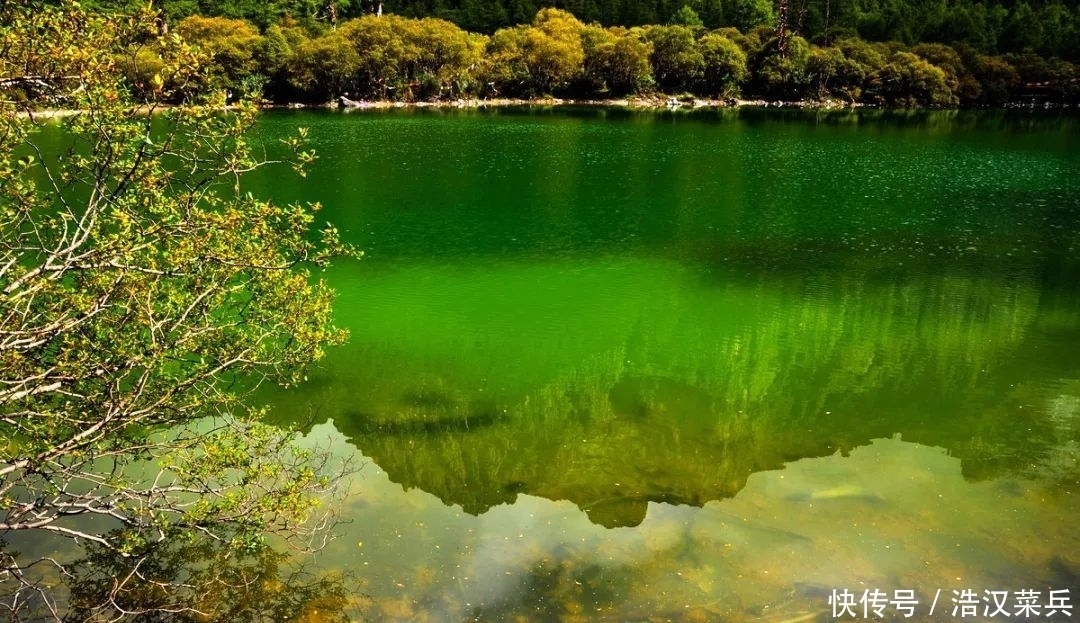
[[3, 531, 362, 623], [271, 256, 1080, 529]]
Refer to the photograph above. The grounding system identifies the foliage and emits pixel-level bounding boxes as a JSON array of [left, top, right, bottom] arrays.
[[521, 8, 586, 95], [26, 3, 1080, 106], [753, 35, 812, 99], [806, 45, 867, 101], [41, 0, 1080, 64], [481, 24, 531, 96], [289, 30, 362, 101], [257, 20, 310, 100], [286, 14, 486, 101], [645, 24, 705, 92], [481, 8, 586, 97], [669, 4, 704, 28], [582, 25, 655, 95], [966, 52, 1021, 106], [176, 15, 264, 94], [876, 50, 958, 107], [723, 0, 776, 33], [0, 2, 356, 619], [699, 32, 747, 97]]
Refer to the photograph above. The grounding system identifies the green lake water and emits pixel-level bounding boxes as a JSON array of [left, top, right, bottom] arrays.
[[247, 108, 1080, 622]]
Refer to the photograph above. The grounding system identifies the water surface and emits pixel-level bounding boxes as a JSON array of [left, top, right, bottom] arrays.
[[251, 108, 1080, 621]]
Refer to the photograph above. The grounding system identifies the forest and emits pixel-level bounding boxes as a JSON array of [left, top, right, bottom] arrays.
[[28, 0, 1080, 106]]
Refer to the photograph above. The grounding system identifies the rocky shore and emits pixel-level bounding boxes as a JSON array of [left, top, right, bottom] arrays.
[[290, 94, 865, 111]]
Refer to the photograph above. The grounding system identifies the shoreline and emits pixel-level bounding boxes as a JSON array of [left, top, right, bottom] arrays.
[[12, 97, 848, 120], [14, 94, 1073, 120], [267, 94, 1076, 112], [281, 95, 864, 111]]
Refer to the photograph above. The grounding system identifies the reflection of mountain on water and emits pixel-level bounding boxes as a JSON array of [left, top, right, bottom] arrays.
[[268, 259, 1080, 528]]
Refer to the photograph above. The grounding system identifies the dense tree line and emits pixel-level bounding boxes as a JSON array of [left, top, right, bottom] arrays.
[[58, 0, 1080, 61], [21, 4, 1080, 106]]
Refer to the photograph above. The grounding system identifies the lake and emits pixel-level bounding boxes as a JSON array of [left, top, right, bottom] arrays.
[[248, 107, 1080, 622]]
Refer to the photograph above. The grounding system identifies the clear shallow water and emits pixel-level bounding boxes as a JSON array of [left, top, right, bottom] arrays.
[[247, 108, 1080, 621]]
